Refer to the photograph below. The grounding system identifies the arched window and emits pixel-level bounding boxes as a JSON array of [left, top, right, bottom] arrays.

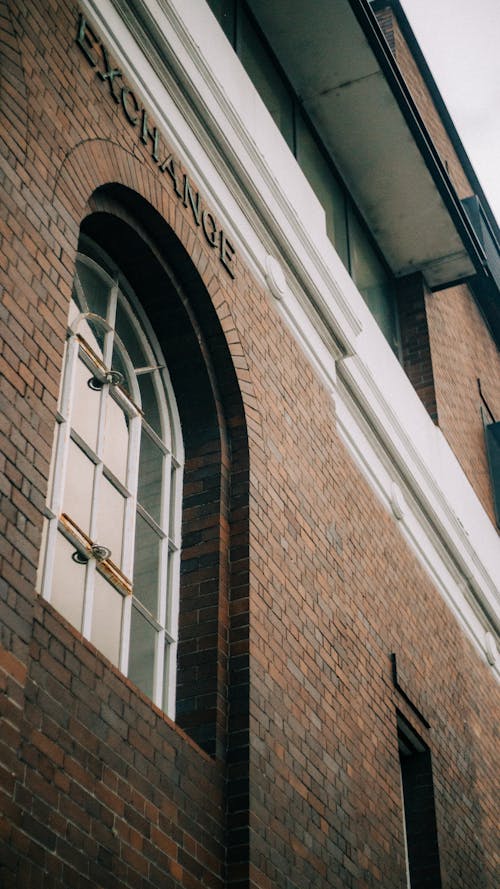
[[38, 238, 184, 718]]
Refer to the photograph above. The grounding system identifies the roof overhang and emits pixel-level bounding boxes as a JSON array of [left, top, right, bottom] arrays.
[[247, 0, 486, 290]]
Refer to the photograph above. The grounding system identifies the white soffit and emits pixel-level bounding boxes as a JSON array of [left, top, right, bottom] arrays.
[[247, 0, 476, 288]]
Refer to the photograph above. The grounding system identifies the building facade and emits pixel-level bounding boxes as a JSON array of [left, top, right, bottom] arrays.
[[0, 1, 499, 887]]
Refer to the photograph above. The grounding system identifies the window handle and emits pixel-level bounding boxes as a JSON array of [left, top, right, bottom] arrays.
[[105, 370, 124, 386], [71, 543, 111, 564], [91, 543, 112, 562], [88, 369, 125, 390]]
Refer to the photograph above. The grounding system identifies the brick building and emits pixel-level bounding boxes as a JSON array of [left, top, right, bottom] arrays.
[[1, 0, 499, 887]]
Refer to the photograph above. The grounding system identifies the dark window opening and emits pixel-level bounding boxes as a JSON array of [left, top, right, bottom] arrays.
[[485, 420, 500, 529], [398, 715, 442, 889]]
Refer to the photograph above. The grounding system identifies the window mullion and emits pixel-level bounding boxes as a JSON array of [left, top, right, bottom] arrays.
[[165, 546, 181, 642], [82, 368, 108, 641], [123, 414, 141, 579], [50, 338, 79, 517], [163, 638, 177, 718], [40, 337, 80, 600], [39, 518, 58, 602], [59, 337, 79, 420], [50, 422, 71, 520], [157, 535, 169, 629], [72, 272, 89, 314], [120, 594, 133, 676], [119, 411, 141, 675], [108, 278, 119, 329], [102, 320, 115, 373], [153, 629, 165, 709], [171, 464, 183, 550], [81, 560, 96, 640], [161, 453, 171, 532]]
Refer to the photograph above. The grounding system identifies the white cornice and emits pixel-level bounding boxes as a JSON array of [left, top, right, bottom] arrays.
[[78, 0, 499, 674], [337, 353, 499, 627]]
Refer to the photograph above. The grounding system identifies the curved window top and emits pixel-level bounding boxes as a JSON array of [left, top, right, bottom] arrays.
[[39, 241, 184, 717], [68, 250, 182, 448]]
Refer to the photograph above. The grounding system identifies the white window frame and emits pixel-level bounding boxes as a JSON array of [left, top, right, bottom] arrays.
[[38, 244, 184, 718]]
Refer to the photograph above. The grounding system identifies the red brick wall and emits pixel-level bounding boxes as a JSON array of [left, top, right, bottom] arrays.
[[426, 283, 500, 525], [375, 4, 473, 200], [1, 3, 499, 889], [0, 2, 250, 885], [396, 272, 438, 422], [243, 345, 498, 885], [4, 599, 226, 888]]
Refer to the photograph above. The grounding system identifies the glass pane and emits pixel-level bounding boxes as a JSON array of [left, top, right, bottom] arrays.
[[91, 571, 123, 665], [208, 0, 235, 42], [76, 261, 109, 320], [348, 207, 399, 351], [162, 640, 174, 714], [71, 355, 100, 450], [68, 288, 82, 325], [51, 531, 86, 630], [349, 206, 386, 292], [111, 342, 135, 399], [169, 463, 178, 539], [296, 112, 348, 267], [115, 299, 162, 433], [63, 438, 94, 534], [75, 316, 106, 359], [115, 300, 147, 369], [128, 607, 156, 699], [133, 513, 160, 615], [139, 374, 162, 436], [103, 392, 129, 484], [96, 475, 125, 568], [240, 7, 294, 149], [138, 430, 163, 522], [164, 551, 178, 633], [364, 282, 399, 350]]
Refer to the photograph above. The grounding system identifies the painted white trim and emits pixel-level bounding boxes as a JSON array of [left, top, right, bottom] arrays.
[[335, 377, 500, 679], [78, 0, 499, 673]]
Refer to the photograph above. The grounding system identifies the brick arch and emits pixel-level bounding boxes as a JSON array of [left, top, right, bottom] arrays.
[[0, 0, 28, 160], [52, 137, 256, 408]]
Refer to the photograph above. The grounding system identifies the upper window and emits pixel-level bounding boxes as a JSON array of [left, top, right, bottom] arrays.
[[209, 0, 401, 355], [38, 240, 184, 718]]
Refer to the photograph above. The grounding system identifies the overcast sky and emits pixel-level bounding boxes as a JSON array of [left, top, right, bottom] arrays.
[[400, 0, 500, 226]]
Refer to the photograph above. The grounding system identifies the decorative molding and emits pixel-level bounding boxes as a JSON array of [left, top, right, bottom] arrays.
[[390, 480, 406, 521], [265, 254, 287, 300], [485, 631, 499, 667], [336, 354, 499, 634], [335, 380, 499, 677]]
